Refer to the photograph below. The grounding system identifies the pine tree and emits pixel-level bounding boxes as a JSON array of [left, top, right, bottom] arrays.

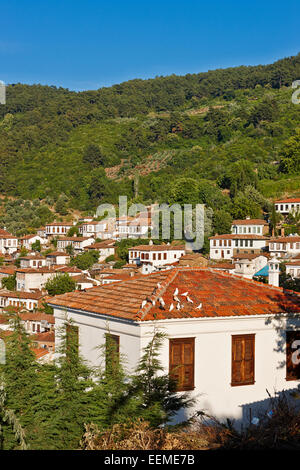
[[0, 310, 39, 449], [128, 329, 193, 427], [51, 319, 94, 449]]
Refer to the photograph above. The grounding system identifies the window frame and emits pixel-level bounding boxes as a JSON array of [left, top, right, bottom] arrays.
[[231, 334, 255, 387], [169, 337, 195, 392]]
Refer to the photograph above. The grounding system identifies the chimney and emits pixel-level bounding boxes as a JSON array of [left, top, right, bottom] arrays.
[[268, 257, 280, 287], [281, 227, 285, 237]]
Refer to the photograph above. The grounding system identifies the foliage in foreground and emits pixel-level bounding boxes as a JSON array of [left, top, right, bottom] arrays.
[[82, 391, 300, 450]]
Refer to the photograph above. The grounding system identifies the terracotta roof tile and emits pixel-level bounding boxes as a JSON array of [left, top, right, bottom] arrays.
[[232, 219, 268, 225], [48, 268, 300, 322]]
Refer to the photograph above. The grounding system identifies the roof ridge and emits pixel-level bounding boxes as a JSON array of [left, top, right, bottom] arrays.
[[137, 268, 180, 320]]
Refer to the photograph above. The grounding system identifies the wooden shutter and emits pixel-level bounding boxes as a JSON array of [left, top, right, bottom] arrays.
[[169, 338, 194, 391], [232, 334, 255, 386], [286, 331, 300, 380], [105, 334, 120, 373]]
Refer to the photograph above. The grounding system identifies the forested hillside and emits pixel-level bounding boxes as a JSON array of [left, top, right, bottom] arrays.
[[0, 53, 299, 222]]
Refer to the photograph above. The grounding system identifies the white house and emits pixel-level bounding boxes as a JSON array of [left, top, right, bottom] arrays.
[[84, 240, 115, 261], [19, 234, 48, 250], [46, 251, 71, 266], [128, 243, 185, 269], [114, 216, 150, 240], [209, 234, 269, 260], [19, 312, 55, 334], [45, 222, 74, 238], [231, 218, 269, 236], [269, 236, 300, 258], [0, 229, 18, 255], [16, 268, 57, 292], [49, 267, 300, 426], [16, 266, 82, 292], [275, 198, 300, 215], [0, 289, 47, 311], [79, 221, 108, 239], [19, 254, 47, 269], [232, 254, 269, 280], [285, 260, 300, 279], [57, 236, 95, 253]]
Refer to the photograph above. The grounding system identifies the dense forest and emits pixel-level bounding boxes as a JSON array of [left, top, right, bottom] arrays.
[[0, 53, 299, 233]]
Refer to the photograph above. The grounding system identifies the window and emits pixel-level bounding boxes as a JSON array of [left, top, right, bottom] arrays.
[[231, 334, 255, 386], [105, 334, 120, 372], [169, 338, 194, 391], [286, 331, 300, 380]]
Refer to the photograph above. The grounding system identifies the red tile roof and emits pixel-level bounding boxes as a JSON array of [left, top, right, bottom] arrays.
[[128, 244, 185, 252], [46, 222, 74, 227], [57, 236, 94, 241], [0, 289, 46, 300], [33, 331, 55, 342], [0, 228, 17, 239], [232, 253, 269, 260], [209, 234, 268, 240], [232, 219, 268, 225], [20, 312, 55, 323], [48, 268, 300, 321], [211, 263, 235, 270], [275, 198, 300, 203], [270, 236, 300, 243]]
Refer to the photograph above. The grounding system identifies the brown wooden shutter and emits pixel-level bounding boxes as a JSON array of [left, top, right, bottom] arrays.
[[286, 331, 300, 380], [232, 334, 255, 386], [169, 338, 195, 391]]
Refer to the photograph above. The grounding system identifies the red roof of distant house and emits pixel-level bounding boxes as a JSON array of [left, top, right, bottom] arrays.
[[128, 244, 185, 252], [270, 236, 300, 243], [211, 263, 235, 270], [0, 229, 17, 239], [48, 268, 300, 322], [20, 234, 41, 240], [33, 331, 55, 342], [32, 348, 50, 359], [20, 312, 55, 323], [0, 266, 17, 275], [209, 234, 268, 240], [46, 222, 74, 227], [57, 237, 94, 241], [232, 219, 268, 226], [0, 289, 46, 300], [275, 198, 300, 203], [232, 253, 269, 260]]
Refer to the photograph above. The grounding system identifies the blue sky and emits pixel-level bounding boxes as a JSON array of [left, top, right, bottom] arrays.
[[0, 0, 299, 91]]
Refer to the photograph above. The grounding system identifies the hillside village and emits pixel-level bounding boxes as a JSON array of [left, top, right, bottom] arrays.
[[0, 43, 300, 449], [1, 197, 300, 428]]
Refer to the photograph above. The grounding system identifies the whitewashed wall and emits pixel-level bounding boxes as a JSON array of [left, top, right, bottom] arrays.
[[53, 307, 300, 425]]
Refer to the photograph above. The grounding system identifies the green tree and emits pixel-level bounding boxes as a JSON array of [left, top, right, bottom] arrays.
[[51, 319, 93, 449], [31, 239, 41, 252], [83, 144, 106, 168], [2, 274, 16, 291], [45, 273, 76, 296], [70, 251, 99, 270], [128, 330, 192, 427], [279, 129, 300, 174]]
